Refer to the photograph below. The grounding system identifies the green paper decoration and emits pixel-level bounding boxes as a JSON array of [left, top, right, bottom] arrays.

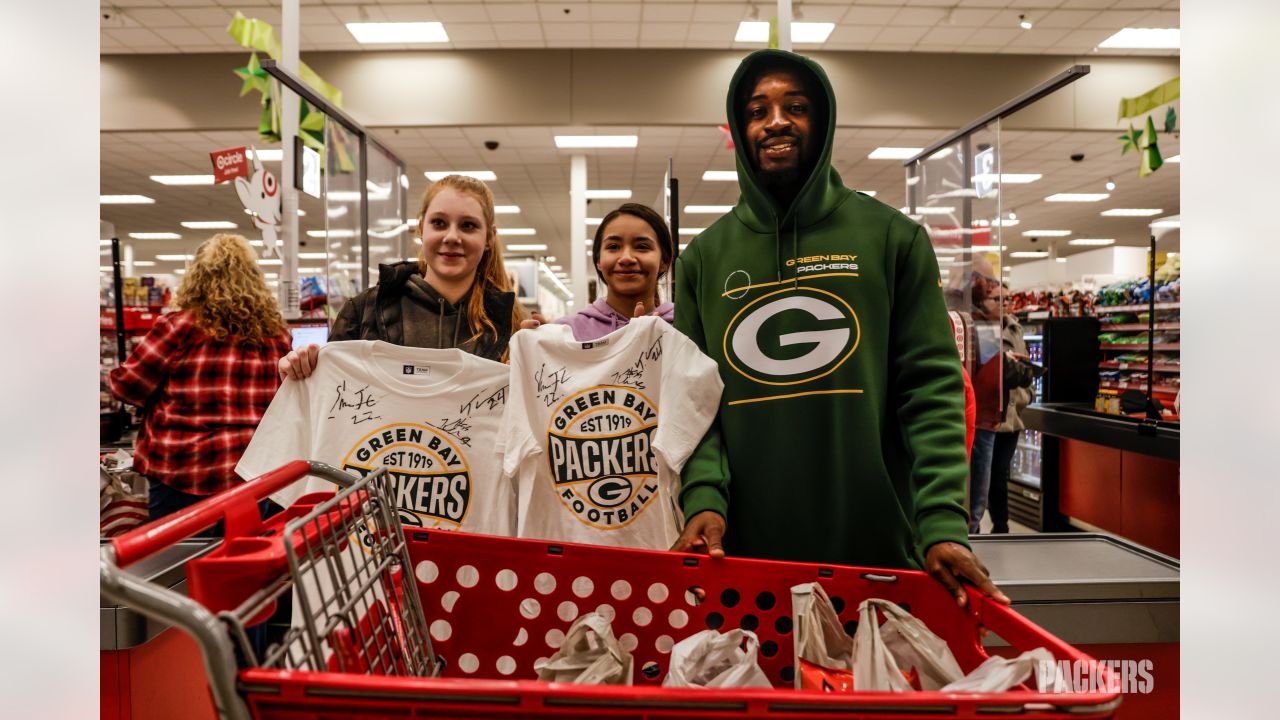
[[1164, 105, 1177, 134], [1117, 77, 1180, 121], [1119, 124, 1143, 156], [1140, 115, 1164, 178]]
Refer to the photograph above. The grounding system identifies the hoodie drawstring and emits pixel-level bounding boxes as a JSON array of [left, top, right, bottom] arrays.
[[791, 215, 800, 289], [437, 298, 444, 348], [774, 216, 783, 283], [453, 307, 462, 349]]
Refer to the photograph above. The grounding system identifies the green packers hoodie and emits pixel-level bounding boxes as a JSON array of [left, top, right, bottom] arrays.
[[675, 49, 970, 570]]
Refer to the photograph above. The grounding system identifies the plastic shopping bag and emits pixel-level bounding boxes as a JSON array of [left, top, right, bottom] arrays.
[[662, 629, 772, 689], [790, 583, 854, 691], [100, 451, 148, 538], [941, 647, 1066, 693], [852, 598, 964, 692], [535, 612, 633, 685]]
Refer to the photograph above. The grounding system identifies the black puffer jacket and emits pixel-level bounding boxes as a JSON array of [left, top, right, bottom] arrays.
[[330, 260, 516, 362]]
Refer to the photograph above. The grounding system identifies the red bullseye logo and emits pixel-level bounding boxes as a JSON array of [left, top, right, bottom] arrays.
[[262, 171, 278, 197]]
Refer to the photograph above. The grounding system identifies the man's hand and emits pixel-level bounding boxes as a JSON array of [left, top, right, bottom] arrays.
[[670, 511, 725, 558], [278, 343, 320, 381], [924, 542, 1011, 608]]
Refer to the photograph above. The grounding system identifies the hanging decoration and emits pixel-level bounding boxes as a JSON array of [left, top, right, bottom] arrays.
[[1116, 77, 1179, 178], [233, 146, 283, 257]]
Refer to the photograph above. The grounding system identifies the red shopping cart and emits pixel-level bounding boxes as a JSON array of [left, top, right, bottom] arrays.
[[101, 461, 1122, 719]]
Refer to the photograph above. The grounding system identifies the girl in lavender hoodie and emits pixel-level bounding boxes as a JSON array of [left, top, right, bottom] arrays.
[[522, 203, 675, 340]]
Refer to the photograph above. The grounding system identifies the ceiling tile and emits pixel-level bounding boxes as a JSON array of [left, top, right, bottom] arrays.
[[445, 23, 498, 43], [948, 8, 1000, 26], [1082, 9, 1149, 28], [640, 22, 689, 42], [484, 3, 541, 23], [431, 3, 489, 22], [123, 8, 189, 27], [1036, 10, 1100, 29], [918, 26, 977, 45], [965, 27, 1020, 46], [493, 23, 544, 42], [174, 7, 234, 26], [691, 3, 748, 23], [378, 6, 440, 22], [841, 6, 899, 25], [591, 23, 639, 42], [892, 7, 948, 26], [641, 3, 695, 23], [1055, 28, 1117, 48], [154, 27, 215, 45], [1137, 10, 1181, 26], [542, 22, 590, 42], [105, 28, 174, 46], [830, 25, 882, 44], [589, 3, 641, 23], [874, 26, 929, 44], [539, 3, 591, 23]]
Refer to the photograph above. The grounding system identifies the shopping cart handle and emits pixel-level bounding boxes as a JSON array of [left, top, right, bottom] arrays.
[[112, 459, 315, 568]]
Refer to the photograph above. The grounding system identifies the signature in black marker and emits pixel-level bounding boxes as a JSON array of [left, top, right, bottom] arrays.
[[459, 385, 508, 418], [428, 417, 473, 447], [535, 363, 572, 408], [610, 336, 663, 390], [328, 380, 381, 425]]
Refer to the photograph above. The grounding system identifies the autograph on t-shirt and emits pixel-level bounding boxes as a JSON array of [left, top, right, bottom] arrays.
[[535, 363, 572, 408], [458, 385, 508, 418], [426, 417, 474, 447], [327, 380, 382, 425], [609, 336, 664, 390]]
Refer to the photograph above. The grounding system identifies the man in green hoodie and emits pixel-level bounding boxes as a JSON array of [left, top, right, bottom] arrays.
[[670, 49, 1007, 608]]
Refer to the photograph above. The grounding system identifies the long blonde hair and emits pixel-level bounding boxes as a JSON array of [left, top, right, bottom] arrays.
[[175, 233, 286, 343], [417, 175, 525, 344]]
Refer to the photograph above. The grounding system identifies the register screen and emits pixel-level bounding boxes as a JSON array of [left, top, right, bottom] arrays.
[[289, 322, 329, 350]]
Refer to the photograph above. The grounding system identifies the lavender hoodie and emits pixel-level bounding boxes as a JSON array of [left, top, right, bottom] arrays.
[[553, 298, 675, 341]]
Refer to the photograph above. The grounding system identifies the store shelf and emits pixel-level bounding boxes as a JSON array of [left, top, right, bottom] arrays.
[[1101, 323, 1180, 331], [1100, 361, 1181, 373], [1101, 343, 1180, 351], [1094, 302, 1180, 314], [1100, 381, 1181, 394], [1017, 442, 1040, 452]]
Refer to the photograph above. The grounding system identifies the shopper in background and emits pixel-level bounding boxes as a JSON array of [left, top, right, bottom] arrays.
[[108, 233, 292, 525], [520, 202, 675, 340], [967, 263, 1003, 533], [279, 175, 524, 379], [669, 48, 1007, 608], [987, 292, 1036, 534]]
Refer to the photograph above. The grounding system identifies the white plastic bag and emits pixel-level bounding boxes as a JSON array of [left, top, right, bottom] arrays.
[[662, 629, 772, 689], [852, 598, 964, 691], [941, 647, 1064, 693], [534, 612, 633, 685], [790, 583, 854, 691]]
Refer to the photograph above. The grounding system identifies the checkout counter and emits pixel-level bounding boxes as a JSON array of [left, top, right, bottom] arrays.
[[1024, 403, 1180, 558]]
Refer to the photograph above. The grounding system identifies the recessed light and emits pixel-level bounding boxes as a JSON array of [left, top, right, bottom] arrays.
[[1101, 208, 1163, 217], [702, 170, 738, 181], [1105, 180, 1116, 191], [155, 254, 193, 261], [870, 147, 923, 160], [497, 228, 537, 236], [1046, 193, 1110, 202], [1098, 28, 1180, 50], [735, 21, 835, 44], [151, 175, 215, 186], [553, 136, 638, 149], [972, 173, 1042, 184], [505, 243, 548, 252], [584, 189, 632, 200], [1019, 14, 1033, 30], [679, 228, 706, 236], [425, 171, 497, 181], [1020, 230, 1071, 237], [345, 22, 449, 44], [180, 221, 237, 229], [129, 232, 182, 240], [101, 195, 155, 204], [1070, 238, 1116, 246], [1011, 251, 1049, 258], [495, 205, 521, 214], [684, 205, 734, 214]]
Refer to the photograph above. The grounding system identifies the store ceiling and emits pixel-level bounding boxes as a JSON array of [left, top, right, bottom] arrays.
[[101, 0, 1179, 57], [100, 123, 1178, 277]]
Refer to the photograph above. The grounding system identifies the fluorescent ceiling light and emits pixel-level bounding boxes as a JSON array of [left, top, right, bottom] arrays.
[[1046, 193, 1110, 202], [869, 147, 923, 160], [678, 244, 689, 251], [585, 218, 604, 226], [307, 229, 357, 238], [1010, 251, 1049, 258], [702, 170, 738, 181], [554, 136, 638, 149], [1056, 257, 1068, 263], [972, 173, 1042, 184], [1021, 230, 1071, 237], [497, 228, 537, 236], [584, 189, 632, 200], [298, 252, 327, 260], [679, 228, 706, 236], [99, 240, 112, 247], [174, 269, 186, 274], [505, 243, 548, 252], [684, 205, 733, 214], [151, 175, 215, 186], [1152, 219, 1180, 229], [549, 265, 563, 271], [298, 267, 324, 274], [425, 170, 497, 181], [180, 221, 237, 229], [155, 254, 193, 261], [327, 191, 362, 202], [897, 206, 956, 215], [1166, 155, 1180, 163], [132, 261, 156, 267], [101, 195, 154, 204], [857, 190, 878, 197], [1070, 238, 1116, 246], [1098, 27, 1180, 50], [129, 232, 181, 240], [346, 22, 448, 44], [1102, 208, 1163, 217], [545, 256, 558, 262], [263, 272, 278, 279], [248, 149, 282, 161], [258, 258, 282, 266], [495, 205, 521, 214], [735, 21, 835, 44]]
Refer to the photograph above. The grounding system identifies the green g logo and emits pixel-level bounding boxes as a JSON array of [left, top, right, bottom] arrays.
[[724, 287, 860, 386]]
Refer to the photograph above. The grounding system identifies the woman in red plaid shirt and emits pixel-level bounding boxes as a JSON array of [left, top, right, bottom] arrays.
[[109, 233, 292, 524]]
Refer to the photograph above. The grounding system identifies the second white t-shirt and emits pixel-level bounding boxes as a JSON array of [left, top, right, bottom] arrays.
[[501, 316, 724, 549]]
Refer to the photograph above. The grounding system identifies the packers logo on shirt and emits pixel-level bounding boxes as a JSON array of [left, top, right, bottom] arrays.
[[724, 286, 861, 385], [546, 386, 659, 530], [341, 423, 471, 530]]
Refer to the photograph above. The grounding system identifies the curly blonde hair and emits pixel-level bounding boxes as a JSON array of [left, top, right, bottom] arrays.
[[175, 233, 287, 343]]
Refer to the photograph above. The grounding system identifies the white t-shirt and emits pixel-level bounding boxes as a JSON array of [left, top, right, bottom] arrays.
[[237, 340, 515, 537], [500, 316, 723, 549]]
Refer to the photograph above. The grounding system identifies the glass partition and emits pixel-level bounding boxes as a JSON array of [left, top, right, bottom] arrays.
[[324, 119, 363, 319], [366, 140, 410, 275]]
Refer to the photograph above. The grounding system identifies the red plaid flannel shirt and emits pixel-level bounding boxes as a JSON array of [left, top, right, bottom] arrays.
[[108, 310, 292, 495]]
